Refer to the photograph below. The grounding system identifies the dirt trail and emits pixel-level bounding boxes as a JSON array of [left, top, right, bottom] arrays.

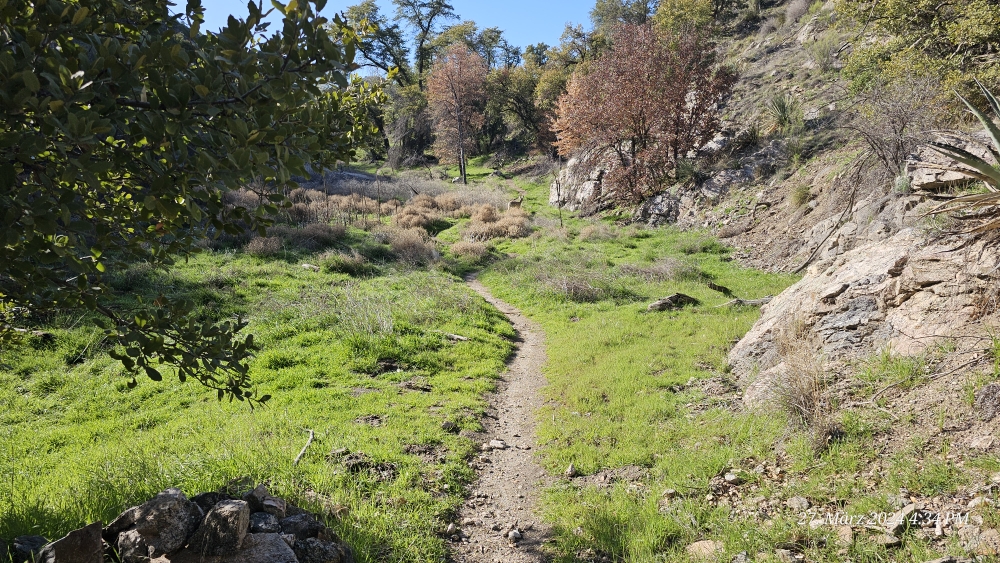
[[451, 277, 552, 563]]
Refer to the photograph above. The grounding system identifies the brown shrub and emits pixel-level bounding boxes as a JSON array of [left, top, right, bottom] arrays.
[[465, 207, 531, 241], [450, 241, 489, 260], [381, 201, 400, 216], [618, 258, 703, 282], [286, 202, 315, 224], [451, 205, 476, 219], [244, 236, 282, 256], [577, 224, 615, 241], [268, 223, 344, 251], [387, 228, 438, 265], [544, 275, 604, 302], [331, 194, 379, 215], [408, 194, 438, 210], [471, 204, 500, 223], [434, 193, 462, 212], [496, 212, 532, 239], [395, 206, 441, 230], [465, 221, 508, 241], [225, 188, 262, 210], [288, 188, 326, 203]]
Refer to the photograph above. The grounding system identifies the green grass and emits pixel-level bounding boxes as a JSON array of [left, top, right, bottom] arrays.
[[0, 247, 513, 562], [461, 177, 801, 559], [3, 164, 986, 563], [463, 176, 980, 562]]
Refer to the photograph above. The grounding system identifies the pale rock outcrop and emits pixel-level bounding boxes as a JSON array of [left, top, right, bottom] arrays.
[[906, 131, 996, 191], [549, 153, 607, 213], [730, 228, 997, 403]]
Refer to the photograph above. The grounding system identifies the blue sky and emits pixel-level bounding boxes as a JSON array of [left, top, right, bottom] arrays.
[[189, 1, 595, 49]]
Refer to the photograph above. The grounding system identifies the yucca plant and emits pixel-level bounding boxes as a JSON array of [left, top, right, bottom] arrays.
[[924, 80, 1000, 233], [765, 93, 801, 135]]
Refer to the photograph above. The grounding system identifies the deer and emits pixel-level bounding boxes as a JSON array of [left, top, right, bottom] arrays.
[[507, 194, 524, 210]]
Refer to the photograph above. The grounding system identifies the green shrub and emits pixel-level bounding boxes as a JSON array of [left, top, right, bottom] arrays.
[[791, 185, 812, 207], [320, 252, 382, 277], [676, 236, 728, 255]]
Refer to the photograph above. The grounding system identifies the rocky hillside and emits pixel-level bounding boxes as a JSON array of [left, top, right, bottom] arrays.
[[552, 2, 1000, 554]]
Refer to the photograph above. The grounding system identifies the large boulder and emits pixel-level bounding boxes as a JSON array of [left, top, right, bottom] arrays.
[[633, 193, 680, 226], [36, 522, 103, 563], [549, 151, 613, 214], [729, 228, 1000, 399], [104, 489, 203, 562]]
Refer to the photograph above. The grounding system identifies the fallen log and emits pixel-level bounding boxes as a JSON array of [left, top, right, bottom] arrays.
[[713, 296, 773, 308], [647, 293, 700, 311]]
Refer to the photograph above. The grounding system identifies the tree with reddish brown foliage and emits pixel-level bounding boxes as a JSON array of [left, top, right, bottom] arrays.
[[554, 24, 735, 204], [427, 44, 488, 184]]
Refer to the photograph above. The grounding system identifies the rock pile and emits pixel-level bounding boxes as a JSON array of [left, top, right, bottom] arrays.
[[4, 485, 353, 563]]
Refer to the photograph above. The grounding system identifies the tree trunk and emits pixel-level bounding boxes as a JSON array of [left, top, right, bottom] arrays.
[[456, 93, 467, 184]]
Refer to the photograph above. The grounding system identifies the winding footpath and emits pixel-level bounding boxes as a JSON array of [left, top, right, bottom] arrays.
[[451, 277, 552, 563]]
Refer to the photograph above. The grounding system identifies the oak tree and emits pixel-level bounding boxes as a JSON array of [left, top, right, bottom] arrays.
[[392, 0, 456, 89], [0, 0, 382, 403]]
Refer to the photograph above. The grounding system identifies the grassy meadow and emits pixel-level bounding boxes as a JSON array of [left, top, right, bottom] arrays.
[[2, 164, 980, 563], [0, 239, 513, 562]]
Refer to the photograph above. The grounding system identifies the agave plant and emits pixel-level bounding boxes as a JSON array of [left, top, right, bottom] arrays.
[[925, 80, 1000, 233]]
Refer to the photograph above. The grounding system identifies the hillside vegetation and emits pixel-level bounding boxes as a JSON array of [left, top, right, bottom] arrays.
[[5, 0, 1000, 562]]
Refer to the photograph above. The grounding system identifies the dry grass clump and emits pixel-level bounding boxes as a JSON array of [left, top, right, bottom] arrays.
[[758, 16, 779, 37], [407, 193, 438, 210], [465, 207, 532, 241], [450, 241, 489, 260], [269, 223, 344, 251], [500, 208, 532, 239], [535, 271, 639, 303], [451, 205, 477, 219], [434, 193, 462, 212], [618, 257, 704, 282], [471, 204, 500, 224], [224, 188, 263, 210], [289, 187, 326, 204], [395, 205, 441, 230], [771, 317, 840, 450], [381, 200, 401, 216], [543, 275, 606, 303], [790, 185, 812, 207], [577, 224, 616, 241], [331, 193, 380, 215], [386, 228, 438, 265], [244, 236, 282, 256]]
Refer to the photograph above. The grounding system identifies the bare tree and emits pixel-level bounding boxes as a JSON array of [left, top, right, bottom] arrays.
[[553, 23, 735, 204], [427, 44, 488, 184], [847, 75, 949, 176]]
